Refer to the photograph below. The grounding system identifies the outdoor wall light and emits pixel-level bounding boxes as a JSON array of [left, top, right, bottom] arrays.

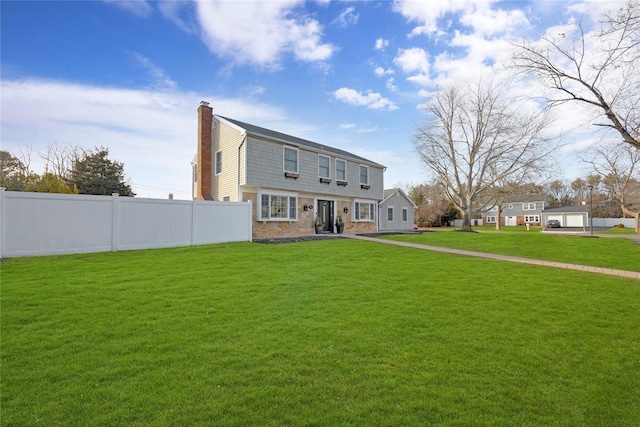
[[303, 204, 314, 211], [343, 207, 349, 214]]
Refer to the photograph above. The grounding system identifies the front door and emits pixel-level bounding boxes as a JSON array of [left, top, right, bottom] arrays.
[[317, 200, 334, 233]]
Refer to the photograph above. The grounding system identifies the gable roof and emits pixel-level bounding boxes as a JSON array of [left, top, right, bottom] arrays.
[[218, 115, 385, 168], [505, 193, 546, 203], [381, 188, 418, 208]]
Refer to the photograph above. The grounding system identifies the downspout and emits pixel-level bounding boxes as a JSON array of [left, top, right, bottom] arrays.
[[238, 133, 246, 202]]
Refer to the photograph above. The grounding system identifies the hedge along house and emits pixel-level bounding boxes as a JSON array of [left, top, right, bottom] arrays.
[[192, 102, 386, 239]]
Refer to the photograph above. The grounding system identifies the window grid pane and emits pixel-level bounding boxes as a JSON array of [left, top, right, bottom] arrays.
[[284, 148, 298, 173], [319, 156, 330, 178], [360, 166, 368, 184], [388, 208, 393, 221], [336, 160, 346, 181], [289, 197, 297, 220]]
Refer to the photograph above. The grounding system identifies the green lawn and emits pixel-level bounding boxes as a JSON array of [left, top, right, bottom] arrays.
[[386, 230, 640, 272], [2, 240, 639, 426]]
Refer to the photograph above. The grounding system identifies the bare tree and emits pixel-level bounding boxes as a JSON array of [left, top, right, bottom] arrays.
[[546, 179, 575, 206], [413, 79, 555, 231], [585, 142, 640, 231], [38, 142, 80, 181], [510, 1, 640, 150]]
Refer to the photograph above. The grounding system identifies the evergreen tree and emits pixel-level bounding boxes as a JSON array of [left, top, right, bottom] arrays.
[[67, 147, 135, 196]]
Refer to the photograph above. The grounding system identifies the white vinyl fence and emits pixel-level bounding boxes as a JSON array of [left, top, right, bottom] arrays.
[[0, 191, 252, 258]]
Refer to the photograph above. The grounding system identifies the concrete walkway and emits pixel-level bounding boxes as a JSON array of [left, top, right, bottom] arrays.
[[347, 234, 640, 280]]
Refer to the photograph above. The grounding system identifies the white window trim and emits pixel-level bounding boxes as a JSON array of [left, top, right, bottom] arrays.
[[359, 164, 369, 185], [335, 158, 347, 182], [525, 215, 539, 223], [215, 151, 222, 175], [402, 208, 408, 222], [487, 216, 497, 223], [523, 203, 536, 210], [318, 154, 331, 179], [283, 146, 299, 174], [259, 190, 298, 222], [387, 206, 394, 222], [354, 199, 375, 222]]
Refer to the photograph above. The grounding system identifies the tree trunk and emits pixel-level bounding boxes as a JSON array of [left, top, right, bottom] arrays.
[[495, 206, 503, 231], [622, 206, 640, 234], [460, 207, 473, 232]]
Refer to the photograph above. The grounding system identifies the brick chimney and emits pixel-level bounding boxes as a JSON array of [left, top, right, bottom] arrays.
[[196, 101, 214, 200]]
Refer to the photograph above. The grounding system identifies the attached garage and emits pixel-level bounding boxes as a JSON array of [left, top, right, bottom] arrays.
[[541, 205, 589, 229]]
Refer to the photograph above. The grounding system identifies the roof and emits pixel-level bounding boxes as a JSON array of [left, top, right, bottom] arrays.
[[505, 193, 546, 203], [381, 188, 418, 208], [218, 115, 385, 168], [541, 205, 588, 213]]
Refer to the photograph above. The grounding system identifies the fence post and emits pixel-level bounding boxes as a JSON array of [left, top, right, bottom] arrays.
[[0, 188, 4, 258], [112, 193, 120, 252], [191, 200, 197, 246]]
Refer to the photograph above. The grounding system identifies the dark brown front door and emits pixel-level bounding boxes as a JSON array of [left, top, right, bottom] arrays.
[[317, 200, 334, 233]]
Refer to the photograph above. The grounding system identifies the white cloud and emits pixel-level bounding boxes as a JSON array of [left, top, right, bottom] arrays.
[[195, 0, 335, 69], [394, 47, 431, 87], [374, 66, 394, 77], [131, 53, 177, 90], [375, 38, 389, 50], [333, 87, 398, 111], [332, 7, 359, 28], [104, 0, 153, 17], [386, 77, 398, 91], [340, 123, 356, 129], [0, 78, 290, 199]]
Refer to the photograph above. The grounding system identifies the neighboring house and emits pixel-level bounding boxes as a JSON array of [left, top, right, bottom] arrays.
[[541, 205, 589, 229], [379, 189, 417, 231], [482, 193, 547, 226], [192, 102, 386, 238]]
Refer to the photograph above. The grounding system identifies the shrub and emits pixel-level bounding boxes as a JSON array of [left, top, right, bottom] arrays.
[[614, 223, 626, 228]]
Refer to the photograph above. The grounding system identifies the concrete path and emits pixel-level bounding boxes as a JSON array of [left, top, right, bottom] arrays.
[[347, 234, 640, 280]]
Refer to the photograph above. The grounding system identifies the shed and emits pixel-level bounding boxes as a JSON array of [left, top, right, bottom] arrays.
[[378, 189, 417, 231]]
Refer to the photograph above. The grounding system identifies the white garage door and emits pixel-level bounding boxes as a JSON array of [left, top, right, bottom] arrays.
[[566, 214, 584, 227]]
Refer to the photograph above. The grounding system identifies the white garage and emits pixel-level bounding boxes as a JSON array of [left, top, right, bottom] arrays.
[[541, 205, 589, 229]]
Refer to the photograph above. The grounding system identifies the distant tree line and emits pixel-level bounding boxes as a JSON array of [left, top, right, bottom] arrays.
[[0, 143, 135, 196]]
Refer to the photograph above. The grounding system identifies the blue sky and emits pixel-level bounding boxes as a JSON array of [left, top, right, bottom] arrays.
[[1, 0, 623, 198]]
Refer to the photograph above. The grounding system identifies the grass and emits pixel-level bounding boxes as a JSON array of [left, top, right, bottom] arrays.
[[387, 229, 640, 272], [2, 239, 640, 426]]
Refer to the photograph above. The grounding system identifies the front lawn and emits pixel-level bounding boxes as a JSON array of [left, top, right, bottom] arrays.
[[2, 240, 639, 425], [386, 230, 640, 272]]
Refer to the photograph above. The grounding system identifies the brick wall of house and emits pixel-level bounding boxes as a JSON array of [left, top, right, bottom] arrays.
[[242, 193, 377, 238]]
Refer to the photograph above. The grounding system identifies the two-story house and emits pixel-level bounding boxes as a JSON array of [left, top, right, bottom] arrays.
[[193, 102, 385, 238], [482, 193, 547, 227]]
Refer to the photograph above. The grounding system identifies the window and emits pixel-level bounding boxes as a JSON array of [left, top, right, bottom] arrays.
[[486, 216, 496, 223], [223, 196, 230, 202], [336, 159, 346, 182], [359, 165, 369, 185], [388, 207, 394, 221], [215, 151, 222, 175], [523, 203, 536, 210], [260, 193, 297, 221], [525, 215, 539, 223], [354, 201, 375, 221], [402, 208, 408, 222], [283, 147, 298, 173], [318, 155, 330, 178]]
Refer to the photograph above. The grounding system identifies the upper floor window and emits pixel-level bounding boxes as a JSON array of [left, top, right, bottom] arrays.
[[215, 151, 222, 175], [318, 155, 330, 178], [359, 165, 369, 185], [336, 159, 346, 182], [523, 203, 536, 210], [283, 147, 298, 174]]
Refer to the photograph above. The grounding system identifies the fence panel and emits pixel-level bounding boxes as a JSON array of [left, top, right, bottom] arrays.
[[0, 191, 251, 258]]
